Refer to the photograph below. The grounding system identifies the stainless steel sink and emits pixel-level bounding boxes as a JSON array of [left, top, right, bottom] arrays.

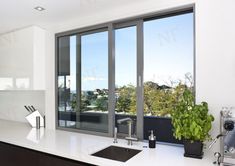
[[91, 146, 141, 162]]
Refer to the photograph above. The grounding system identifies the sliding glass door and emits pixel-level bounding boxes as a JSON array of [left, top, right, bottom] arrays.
[[57, 29, 109, 133]]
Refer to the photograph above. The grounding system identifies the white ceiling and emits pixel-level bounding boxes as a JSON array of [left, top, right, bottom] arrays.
[[0, 0, 144, 34]]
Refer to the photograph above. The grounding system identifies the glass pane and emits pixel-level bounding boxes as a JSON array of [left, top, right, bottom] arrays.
[[115, 26, 137, 136], [143, 12, 193, 143], [144, 13, 193, 117], [80, 31, 109, 133]]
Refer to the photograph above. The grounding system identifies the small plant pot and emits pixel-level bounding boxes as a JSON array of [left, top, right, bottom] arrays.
[[184, 140, 203, 159]]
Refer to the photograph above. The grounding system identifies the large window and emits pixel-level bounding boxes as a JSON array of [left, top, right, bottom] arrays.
[[56, 8, 194, 143]]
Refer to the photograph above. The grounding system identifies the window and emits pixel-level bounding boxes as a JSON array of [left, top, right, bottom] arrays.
[[56, 8, 194, 143]]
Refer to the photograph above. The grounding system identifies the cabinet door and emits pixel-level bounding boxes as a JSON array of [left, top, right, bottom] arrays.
[[0, 26, 46, 90], [0, 142, 95, 166], [38, 152, 93, 166], [0, 142, 40, 166]]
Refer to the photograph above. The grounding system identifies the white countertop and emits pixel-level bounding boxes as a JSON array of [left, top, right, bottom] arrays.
[[0, 119, 214, 166]]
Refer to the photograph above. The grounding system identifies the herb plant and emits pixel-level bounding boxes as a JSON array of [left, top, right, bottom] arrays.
[[171, 89, 214, 142]]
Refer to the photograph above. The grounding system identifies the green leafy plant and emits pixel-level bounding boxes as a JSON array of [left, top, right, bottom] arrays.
[[171, 89, 214, 142]]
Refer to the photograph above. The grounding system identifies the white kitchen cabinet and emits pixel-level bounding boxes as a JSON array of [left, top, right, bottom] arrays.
[[0, 26, 46, 90]]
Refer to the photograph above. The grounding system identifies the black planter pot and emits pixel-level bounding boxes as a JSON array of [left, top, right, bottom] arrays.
[[184, 140, 203, 159]]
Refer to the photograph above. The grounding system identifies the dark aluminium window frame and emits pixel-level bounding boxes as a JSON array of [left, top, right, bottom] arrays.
[[55, 4, 195, 143]]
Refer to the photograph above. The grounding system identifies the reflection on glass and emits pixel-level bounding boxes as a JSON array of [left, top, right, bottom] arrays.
[[144, 13, 194, 117], [16, 78, 29, 89], [115, 26, 137, 136], [58, 35, 75, 114], [0, 77, 30, 90], [0, 78, 13, 90]]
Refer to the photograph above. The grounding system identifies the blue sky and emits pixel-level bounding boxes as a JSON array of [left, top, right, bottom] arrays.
[[144, 13, 193, 86], [68, 13, 193, 91]]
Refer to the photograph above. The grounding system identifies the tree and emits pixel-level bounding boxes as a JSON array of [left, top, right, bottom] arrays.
[[116, 85, 136, 114], [143, 79, 192, 117], [143, 81, 173, 116], [94, 89, 108, 112], [144, 82, 159, 115]]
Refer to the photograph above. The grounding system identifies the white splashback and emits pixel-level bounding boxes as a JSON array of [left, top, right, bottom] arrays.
[[0, 91, 45, 123]]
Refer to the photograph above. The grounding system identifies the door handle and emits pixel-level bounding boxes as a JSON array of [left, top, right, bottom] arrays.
[[138, 76, 141, 87]]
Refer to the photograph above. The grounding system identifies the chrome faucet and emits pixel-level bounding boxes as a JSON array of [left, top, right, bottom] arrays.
[[113, 127, 118, 143], [117, 118, 138, 145]]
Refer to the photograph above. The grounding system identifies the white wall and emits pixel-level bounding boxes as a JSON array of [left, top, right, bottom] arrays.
[[43, 0, 235, 152], [33, 26, 46, 90], [44, 31, 55, 130], [195, 0, 235, 151]]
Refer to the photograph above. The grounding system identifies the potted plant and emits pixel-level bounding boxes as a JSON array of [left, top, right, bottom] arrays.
[[171, 88, 214, 159]]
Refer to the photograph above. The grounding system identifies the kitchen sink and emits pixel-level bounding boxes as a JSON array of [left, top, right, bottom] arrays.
[[91, 145, 141, 162]]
